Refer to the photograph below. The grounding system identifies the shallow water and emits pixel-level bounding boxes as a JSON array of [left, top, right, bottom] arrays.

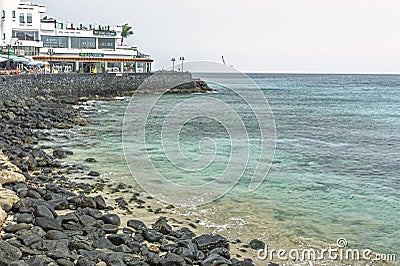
[[53, 74, 399, 258]]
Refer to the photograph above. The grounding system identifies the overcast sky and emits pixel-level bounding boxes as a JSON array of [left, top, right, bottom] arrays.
[[37, 0, 400, 73]]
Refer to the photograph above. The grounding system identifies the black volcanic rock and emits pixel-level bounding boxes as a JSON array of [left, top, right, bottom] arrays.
[[4, 223, 31, 233], [0, 240, 23, 265], [56, 258, 74, 266], [34, 217, 62, 231], [160, 252, 187, 266], [53, 149, 68, 159], [100, 224, 119, 234], [249, 239, 265, 250], [127, 219, 147, 231], [107, 233, 130, 246], [16, 213, 34, 224], [153, 217, 172, 235], [34, 205, 55, 219], [102, 213, 121, 226], [202, 254, 232, 266], [194, 234, 229, 253], [26, 190, 41, 199], [143, 229, 163, 243], [84, 158, 97, 163], [93, 195, 107, 209], [53, 199, 69, 210], [210, 247, 231, 259], [87, 171, 100, 177], [46, 230, 69, 240], [93, 237, 116, 249], [76, 256, 96, 266]]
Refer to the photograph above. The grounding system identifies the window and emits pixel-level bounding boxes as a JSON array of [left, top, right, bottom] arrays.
[[19, 13, 24, 23], [71, 37, 96, 49], [2, 33, 5, 40], [2, 10, 5, 18], [16, 46, 39, 56], [27, 13, 32, 23], [42, 36, 68, 48], [98, 38, 115, 49], [12, 31, 39, 41], [12, 11, 15, 18]]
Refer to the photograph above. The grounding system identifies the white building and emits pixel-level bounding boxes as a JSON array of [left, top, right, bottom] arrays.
[[0, 0, 153, 73]]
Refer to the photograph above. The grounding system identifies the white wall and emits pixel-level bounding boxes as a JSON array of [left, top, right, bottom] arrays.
[[0, 0, 19, 45], [0, 0, 45, 45]]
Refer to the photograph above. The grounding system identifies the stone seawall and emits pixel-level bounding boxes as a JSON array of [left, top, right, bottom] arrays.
[[0, 72, 211, 100]]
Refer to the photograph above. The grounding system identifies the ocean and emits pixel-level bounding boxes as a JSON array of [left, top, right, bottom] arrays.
[[56, 73, 399, 257]]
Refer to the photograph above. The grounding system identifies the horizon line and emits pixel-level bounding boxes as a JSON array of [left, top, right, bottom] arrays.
[[185, 71, 400, 75], [243, 71, 400, 75], [157, 68, 400, 75]]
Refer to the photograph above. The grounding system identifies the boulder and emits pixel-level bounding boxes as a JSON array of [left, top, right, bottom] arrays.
[[202, 254, 232, 266], [193, 234, 229, 252], [16, 213, 34, 224], [53, 149, 67, 159], [93, 195, 107, 209], [0, 151, 26, 185], [102, 213, 121, 226], [0, 187, 20, 210], [160, 252, 187, 266], [107, 233, 130, 246], [34, 217, 62, 231], [100, 224, 119, 234], [143, 229, 163, 243], [0, 240, 23, 265], [34, 205, 55, 219], [84, 158, 97, 163], [93, 237, 116, 249], [46, 230, 69, 240], [249, 239, 265, 250], [4, 223, 31, 233], [127, 219, 147, 231], [153, 217, 172, 235], [88, 171, 101, 177]]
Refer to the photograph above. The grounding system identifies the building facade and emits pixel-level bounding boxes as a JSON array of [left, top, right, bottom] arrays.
[[0, 0, 153, 73]]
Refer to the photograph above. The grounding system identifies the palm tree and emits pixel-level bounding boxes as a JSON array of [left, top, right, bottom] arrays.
[[120, 23, 134, 45]]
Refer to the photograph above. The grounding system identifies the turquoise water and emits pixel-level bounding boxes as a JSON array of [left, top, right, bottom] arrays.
[[60, 74, 399, 256]]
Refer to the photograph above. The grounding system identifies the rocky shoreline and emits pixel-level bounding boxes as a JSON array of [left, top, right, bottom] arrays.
[[0, 96, 265, 265]]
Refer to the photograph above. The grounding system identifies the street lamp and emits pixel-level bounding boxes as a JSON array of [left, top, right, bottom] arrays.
[[171, 57, 176, 72], [179, 56, 185, 72], [88, 53, 92, 73], [47, 48, 55, 73], [6, 44, 11, 70]]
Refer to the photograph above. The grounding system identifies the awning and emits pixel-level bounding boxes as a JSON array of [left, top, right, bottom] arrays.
[[33, 55, 154, 63], [0, 54, 30, 63], [28, 60, 49, 67], [0, 57, 8, 63]]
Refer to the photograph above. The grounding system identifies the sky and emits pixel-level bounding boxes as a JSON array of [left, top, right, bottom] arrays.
[[36, 0, 400, 73]]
